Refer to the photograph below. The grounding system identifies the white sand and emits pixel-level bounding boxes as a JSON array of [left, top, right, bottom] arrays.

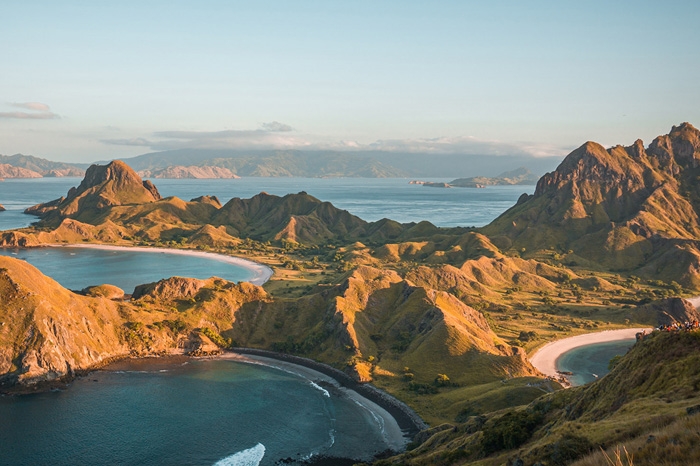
[[529, 328, 652, 379], [49, 243, 273, 286]]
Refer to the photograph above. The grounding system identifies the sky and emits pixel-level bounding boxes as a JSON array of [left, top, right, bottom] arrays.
[[2, 0, 700, 163]]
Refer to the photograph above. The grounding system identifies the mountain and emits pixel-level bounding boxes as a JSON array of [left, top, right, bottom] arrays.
[[449, 167, 540, 187], [0, 153, 84, 177], [484, 123, 700, 287], [25, 160, 162, 222], [116, 148, 561, 178]]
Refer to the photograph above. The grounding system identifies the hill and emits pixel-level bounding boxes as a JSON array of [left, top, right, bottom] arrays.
[[484, 123, 700, 288], [384, 329, 700, 465], [0, 153, 84, 177]]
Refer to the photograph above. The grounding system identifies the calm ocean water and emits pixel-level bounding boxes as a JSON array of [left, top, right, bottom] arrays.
[[0, 358, 397, 466], [0, 177, 534, 231], [556, 339, 636, 386], [0, 246, 255, 293]]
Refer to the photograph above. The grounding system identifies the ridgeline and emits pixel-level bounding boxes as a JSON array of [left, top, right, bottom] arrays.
[[2, 123, 700, 464]]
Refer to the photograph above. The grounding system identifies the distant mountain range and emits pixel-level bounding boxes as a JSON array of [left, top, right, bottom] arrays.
[[0, 149, 561, 179], [118, 148, 561, 178], [0, 154, 84, 178]]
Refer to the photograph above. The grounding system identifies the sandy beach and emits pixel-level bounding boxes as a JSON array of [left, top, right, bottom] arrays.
[[529, 328, 652, 379], [50, 243, 273, 286]]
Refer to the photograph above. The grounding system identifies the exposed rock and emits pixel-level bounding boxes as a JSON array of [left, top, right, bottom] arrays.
[[0, 204, 5, 212], [132, 276, 209, 300], [632, 298, 700, 326]]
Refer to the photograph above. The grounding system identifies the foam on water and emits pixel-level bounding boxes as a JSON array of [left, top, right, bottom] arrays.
[[213, 443, 265, 466], [309, 381, 331, 398]]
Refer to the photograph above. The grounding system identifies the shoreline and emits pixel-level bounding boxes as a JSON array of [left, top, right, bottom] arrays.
[[96, 348, 428, 463], [529, 328, 651, 381], [228, 348, 428, 439], [46, 243, 273, 286]]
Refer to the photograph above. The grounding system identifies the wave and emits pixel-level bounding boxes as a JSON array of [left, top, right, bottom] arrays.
[[213, 443, 265, 466], [309, 381, 330, 398]]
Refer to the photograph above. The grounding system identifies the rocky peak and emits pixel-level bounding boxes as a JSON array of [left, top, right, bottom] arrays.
[[69, 160, 161, 201]]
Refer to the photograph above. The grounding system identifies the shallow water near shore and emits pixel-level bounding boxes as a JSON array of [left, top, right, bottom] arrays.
[[556, 339, 636, 386], [0, 358, 402, 466]]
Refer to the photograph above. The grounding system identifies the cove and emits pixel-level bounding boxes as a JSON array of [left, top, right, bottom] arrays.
[[0, 245, 272, 293], [0, 357, 405, 465], [555, 338, 636, 386]]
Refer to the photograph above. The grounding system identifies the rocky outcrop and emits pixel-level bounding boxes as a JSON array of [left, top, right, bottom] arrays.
[[0, 204, 5, 212], [632, 298, 700, 326], [138, 165, 241, 179]]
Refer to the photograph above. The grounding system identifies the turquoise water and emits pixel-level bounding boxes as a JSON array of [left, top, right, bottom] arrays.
[[0, 247, 255, 293], [0, 177, 534, 231], [0, 358, 396, 465], [556, 339, 636, 386]]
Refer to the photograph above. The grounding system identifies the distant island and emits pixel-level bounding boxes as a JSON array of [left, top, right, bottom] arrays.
[[410, 167, 539, 188]]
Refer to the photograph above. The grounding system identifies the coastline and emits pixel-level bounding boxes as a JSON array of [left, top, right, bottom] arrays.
[[529, 328, 651, 380], [47, 243, 273, 286], [227, 348, 428, 438]]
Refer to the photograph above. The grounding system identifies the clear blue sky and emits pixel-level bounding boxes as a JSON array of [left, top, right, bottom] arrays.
[[2, 0, 699, 162]]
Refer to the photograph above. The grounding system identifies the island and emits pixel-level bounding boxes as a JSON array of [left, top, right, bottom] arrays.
[[3, 123, 700, 465]]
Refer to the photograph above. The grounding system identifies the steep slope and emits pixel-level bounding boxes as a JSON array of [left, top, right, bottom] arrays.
[[484, 123, 700, 288], [25, 160, 162, 223], [0, 256, 268, 390]]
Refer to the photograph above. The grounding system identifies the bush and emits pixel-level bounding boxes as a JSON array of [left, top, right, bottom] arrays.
[[481, 410, 544, 455]]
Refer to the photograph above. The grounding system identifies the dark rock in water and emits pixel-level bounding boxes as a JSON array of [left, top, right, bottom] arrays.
[[0, 204, 5, 212]]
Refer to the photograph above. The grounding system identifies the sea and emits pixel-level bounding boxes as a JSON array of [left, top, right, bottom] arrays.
[[555, 339, 637, 386], [0, 357, 397, 466], [0, 176, 533, 231], [0, 246, 257, 294]]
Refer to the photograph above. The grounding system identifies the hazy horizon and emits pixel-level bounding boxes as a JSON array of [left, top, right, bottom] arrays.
[[3, 1, 699, 163]]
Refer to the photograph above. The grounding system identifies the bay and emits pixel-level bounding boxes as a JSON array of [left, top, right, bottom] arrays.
[[0, 246, 258, 293], [0, 358, 400, 466], [555, 339, 636, 386], [0, 177, 533, 231]]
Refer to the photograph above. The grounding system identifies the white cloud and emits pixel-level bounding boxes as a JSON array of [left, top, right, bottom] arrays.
[[0, 102, 59, 119], [99, 123, 566, 157], [10, 102, 51, 111]]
